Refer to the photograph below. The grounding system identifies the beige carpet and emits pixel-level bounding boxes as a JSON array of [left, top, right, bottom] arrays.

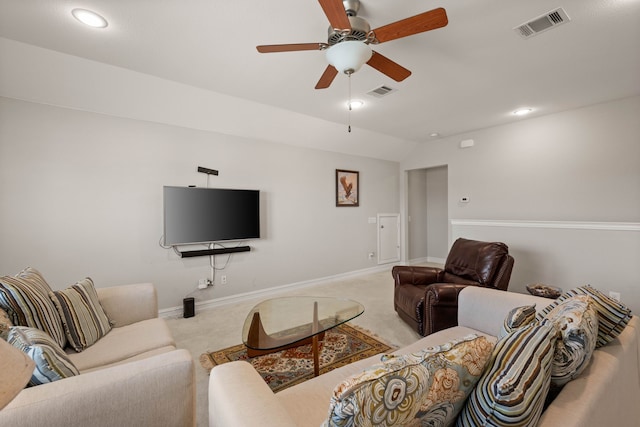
[[165, 266, 434, 426], [199, 323, 395, 392]]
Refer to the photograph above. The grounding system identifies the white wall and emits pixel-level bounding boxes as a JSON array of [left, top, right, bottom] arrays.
[[401, 96, 640, 311], [451, 220, 640, 314], [2, 35, 638, 313], [0, 97, 400, 309], [402, 96, 640, 223]]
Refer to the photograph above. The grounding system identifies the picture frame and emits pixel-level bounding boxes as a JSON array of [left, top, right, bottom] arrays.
[[336, 169, 359, 207]]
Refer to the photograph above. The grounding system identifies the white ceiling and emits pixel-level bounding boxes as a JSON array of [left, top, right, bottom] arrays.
[[1, 0, 639, 149]]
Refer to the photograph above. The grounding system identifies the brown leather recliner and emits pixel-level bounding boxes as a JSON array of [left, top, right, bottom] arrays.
[[392, 238, 514, 336]]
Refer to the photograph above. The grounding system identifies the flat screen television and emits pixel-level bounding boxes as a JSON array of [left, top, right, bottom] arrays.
[[163, 186, 260, 246]]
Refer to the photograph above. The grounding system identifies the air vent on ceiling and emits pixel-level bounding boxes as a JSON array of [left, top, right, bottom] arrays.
[[367, 85, 397, 98], [514, 8, 570, 39]]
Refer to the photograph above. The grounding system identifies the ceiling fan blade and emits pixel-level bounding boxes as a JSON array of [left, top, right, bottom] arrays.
[[367, 51, 411, 82], [256, 43, 324, 53], [318, 0, 351, 30], [372, 7, 448, 44], [315, 65, 339, 89]]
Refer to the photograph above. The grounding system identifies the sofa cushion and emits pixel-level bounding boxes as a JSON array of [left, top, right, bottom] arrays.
[[7, 326, 79, 386], [80, 345, 177, 373], [457, 320, 557, 427], [50, 278, 112, 352], [324, 334, 494, 427], [498, 304, 536, 339], [539, 285, 632, 348], [543, 295, 598, 386], [0, 306, 12, 340], [0, 267, 67, 348], [67, 317, 175, 371]]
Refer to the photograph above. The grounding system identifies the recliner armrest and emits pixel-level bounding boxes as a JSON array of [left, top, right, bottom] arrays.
[[425, 283, 471, 306], [423, 283, 473, 336], [391, 266, 443, 287]]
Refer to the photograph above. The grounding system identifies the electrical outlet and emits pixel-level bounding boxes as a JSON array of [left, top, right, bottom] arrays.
[[609, 291, 621, 302], [198, 278, 208, 290], [221, 275, 227, 285]]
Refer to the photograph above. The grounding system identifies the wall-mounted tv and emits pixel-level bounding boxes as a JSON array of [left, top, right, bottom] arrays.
[[163, 186, 260, 246]]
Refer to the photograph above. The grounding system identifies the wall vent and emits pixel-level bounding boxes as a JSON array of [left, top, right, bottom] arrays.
[[514, 8, 570, 39], [367, 85, 396, 98]]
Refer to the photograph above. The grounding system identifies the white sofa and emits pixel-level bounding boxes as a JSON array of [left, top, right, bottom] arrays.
[[209, 286, 639, 426], [1, 283, 196, 427]]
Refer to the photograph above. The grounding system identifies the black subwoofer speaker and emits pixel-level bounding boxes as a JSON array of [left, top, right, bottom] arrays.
[[183, 297, 195, 318]]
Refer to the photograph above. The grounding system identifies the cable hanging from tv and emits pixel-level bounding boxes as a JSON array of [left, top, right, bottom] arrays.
[[198, 165, 218, 189]]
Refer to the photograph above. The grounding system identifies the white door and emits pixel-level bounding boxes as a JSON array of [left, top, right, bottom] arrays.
[[377, 213, 400, 264]]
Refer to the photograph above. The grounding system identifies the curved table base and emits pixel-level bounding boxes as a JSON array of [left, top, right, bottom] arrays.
[[246, 303, 324, 376]]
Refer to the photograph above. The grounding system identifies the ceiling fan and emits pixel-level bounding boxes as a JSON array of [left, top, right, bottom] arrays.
[[256, 0, 448, 89]]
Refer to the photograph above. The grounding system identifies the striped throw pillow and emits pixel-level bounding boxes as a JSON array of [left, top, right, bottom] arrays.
[[50, 278, 112, 352], [0, 267, 67, 348], [538, 285, 632, 347], [456, 320, 558, 427], [8, 326, 79, 386]]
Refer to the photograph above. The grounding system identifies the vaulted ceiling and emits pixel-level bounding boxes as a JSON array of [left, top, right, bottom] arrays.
[[1, 0, 639, 152]]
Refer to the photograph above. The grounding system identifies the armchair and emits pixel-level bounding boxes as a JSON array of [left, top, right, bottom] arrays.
[[392, 238, 514, 336]]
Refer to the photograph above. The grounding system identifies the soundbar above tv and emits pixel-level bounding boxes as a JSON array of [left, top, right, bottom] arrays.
[[163, 186, 260, 246]]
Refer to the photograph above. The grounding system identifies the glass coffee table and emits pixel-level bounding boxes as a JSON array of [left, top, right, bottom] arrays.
[[242, 296, 364, 376]]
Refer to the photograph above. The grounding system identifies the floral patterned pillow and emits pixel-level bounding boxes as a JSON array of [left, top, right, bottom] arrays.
[[0, 307, 12, 340], [498, 304, 537, 340], [538, 284, 632, 347], [543, 295, 598, 386], [323, 334, 494, 427]]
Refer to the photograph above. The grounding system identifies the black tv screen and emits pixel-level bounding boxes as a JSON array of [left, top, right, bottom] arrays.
[[163, 186, 260, 245]]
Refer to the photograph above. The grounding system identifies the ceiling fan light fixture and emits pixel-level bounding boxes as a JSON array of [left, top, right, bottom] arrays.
[[347, 99, 364, 109], [325, 41, 372, 75]]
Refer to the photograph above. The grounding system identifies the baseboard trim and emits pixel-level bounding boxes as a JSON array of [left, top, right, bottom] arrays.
[[159, 264, 393, 318]]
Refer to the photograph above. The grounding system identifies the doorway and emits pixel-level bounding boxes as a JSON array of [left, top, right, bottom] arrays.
[[407, 166, 448, 264]]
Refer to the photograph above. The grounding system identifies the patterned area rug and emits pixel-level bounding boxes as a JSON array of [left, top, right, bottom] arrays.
[[200, 323, 395, 392]]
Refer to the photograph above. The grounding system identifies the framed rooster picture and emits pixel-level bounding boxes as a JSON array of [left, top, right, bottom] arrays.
[[336, 169, 359, 207]]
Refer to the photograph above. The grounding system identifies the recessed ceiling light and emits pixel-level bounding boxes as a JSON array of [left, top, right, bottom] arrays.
[[429, 132, 440, 138], [347, 100, 364, 110], [72, 9, 108, 28], [513, 108, 533, 116]]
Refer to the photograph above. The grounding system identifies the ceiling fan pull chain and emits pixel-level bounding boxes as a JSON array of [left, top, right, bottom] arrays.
[[348, 72, 352, 133]]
